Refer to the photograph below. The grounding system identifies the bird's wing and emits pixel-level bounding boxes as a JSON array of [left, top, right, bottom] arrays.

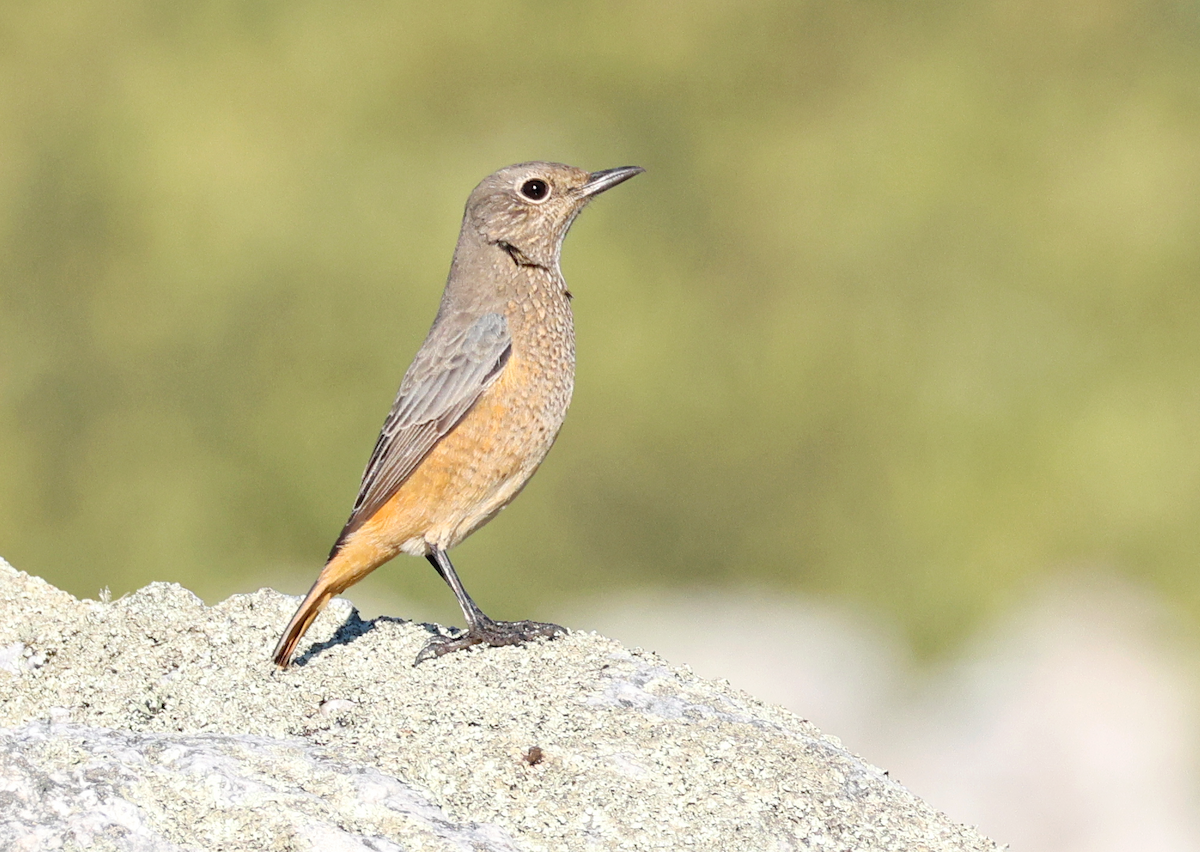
[[331, 311, 512, 553]]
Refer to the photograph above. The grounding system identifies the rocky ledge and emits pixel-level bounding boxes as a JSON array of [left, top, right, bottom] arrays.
[[0, 558, 1000, 851]]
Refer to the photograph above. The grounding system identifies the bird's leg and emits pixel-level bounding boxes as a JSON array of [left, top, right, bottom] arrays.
[[416, 547, 565, 665], [424, 549, 492, 633]]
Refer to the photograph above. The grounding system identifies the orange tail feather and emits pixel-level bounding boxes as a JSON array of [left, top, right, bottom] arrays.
[[272, 578, 338, 668]]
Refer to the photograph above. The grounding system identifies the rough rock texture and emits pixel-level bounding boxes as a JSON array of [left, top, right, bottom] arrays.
[[0, 558, 1002, 851]]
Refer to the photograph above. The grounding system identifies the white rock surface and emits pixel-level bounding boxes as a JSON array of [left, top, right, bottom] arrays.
[[0, 558, 1001, 851]]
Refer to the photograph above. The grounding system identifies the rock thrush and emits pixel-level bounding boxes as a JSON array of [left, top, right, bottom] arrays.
[[273, 161, 643, 667]]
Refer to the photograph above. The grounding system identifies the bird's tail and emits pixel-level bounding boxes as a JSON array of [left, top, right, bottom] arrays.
[[272, 576, 338, 668], [272, 543, 385, 667]]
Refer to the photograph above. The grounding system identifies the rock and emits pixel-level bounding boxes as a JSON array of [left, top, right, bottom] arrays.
[[0, 558, 1001, 851]]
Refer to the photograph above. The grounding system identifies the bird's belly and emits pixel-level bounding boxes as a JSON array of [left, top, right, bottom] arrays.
[[371, 351, 573, 554]]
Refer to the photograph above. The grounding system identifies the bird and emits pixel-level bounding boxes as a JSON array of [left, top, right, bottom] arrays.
[[272, 161, 643, 668]]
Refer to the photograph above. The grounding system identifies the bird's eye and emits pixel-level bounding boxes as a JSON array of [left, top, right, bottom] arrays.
[[520, 179, 549, 201]]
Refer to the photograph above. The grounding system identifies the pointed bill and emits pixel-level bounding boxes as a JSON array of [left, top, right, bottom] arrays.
[[580, 166, 645, 197]]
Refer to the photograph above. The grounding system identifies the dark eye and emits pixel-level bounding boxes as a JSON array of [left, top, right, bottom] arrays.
[[520, 179, 549, 201]]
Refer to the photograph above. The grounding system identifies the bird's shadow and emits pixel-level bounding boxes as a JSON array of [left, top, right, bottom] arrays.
[[286, 608, 452, 668]]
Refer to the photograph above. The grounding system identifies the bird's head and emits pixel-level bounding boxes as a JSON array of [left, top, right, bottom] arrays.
[[463, 162, 643, 269]]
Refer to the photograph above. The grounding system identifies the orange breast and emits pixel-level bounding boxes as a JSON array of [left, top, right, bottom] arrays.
[[334, 349, 570, 575]]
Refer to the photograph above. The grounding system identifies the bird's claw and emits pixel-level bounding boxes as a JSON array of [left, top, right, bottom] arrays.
[[414, 619, 566, 665]]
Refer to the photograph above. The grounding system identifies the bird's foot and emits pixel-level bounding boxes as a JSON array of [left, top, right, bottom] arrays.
[[414, 619, 566, 665]]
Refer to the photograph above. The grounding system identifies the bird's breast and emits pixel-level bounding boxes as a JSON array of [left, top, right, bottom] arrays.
[[502, 286, 576, 428]]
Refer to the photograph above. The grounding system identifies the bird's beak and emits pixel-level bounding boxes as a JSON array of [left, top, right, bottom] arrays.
[[580, 166, 644, 197]]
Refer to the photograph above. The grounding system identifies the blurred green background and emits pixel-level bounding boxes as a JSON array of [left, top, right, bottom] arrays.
[[2, 0, 1198, 656]]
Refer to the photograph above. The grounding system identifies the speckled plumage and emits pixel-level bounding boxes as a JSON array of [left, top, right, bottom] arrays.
[[274, 162, 642, 667]]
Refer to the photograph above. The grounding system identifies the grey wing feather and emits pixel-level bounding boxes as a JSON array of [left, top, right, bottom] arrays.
[[331, 312, 512, 552]]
